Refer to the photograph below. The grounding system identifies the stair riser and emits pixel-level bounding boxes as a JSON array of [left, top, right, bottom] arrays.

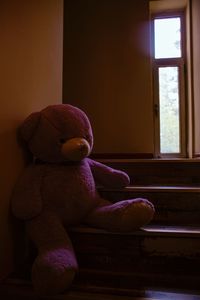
[[74, 270, 200, 292], [70, 232, 200, 263], [99, 190, 200, 225], [103, 161, 200, 185], [70, 231, 200, 290]]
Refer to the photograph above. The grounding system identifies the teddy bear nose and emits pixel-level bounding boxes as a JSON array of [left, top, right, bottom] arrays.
[[61, 137, 91, 161]]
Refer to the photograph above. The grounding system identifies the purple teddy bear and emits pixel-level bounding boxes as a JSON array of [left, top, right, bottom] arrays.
[[11, 104, 154, 295]]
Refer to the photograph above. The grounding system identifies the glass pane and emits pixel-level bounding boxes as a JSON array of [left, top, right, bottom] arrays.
[[154, 17, 181, 59], [159, 67, 180, 153]]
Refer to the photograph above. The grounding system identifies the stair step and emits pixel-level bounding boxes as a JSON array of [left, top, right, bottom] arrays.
[[74, 267, 200, 292], [99, 159, 200, 185], [99, 185, 200, 225], [118, 185, 200, 192], [73, 269, 200, 300], [70, 225, 200, 259], [71, 224, 200, 236], [69, 225, 200, 291], [72, 287, 200, 300], [1, 278, 200, 299]]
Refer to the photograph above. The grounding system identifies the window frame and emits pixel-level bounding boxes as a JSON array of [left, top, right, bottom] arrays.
[[151, 11, 187, 158]]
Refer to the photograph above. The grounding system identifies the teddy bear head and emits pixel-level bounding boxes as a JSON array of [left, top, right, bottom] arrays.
[[19, 104, 93, 163]]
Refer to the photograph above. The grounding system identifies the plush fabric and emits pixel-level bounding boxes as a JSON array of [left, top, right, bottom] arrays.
[[11, 104, 154, 296]]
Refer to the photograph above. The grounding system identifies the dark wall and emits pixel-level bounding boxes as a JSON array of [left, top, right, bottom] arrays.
[[63, 0, 153, 154]]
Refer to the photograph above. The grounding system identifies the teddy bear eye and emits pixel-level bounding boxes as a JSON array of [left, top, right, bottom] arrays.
[[59, 138, 66, 144]]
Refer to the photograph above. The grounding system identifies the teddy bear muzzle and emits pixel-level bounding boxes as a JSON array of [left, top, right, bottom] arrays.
[[61, 137, 91, 161]]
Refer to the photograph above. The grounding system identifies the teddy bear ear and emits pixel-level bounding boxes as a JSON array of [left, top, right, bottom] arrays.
[[19, 112, 41, 142]]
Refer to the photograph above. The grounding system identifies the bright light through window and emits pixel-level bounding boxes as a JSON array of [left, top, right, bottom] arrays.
[[153, 14, 185, 157], [154, 17, 181, 59], [159, 67, 180, 153]]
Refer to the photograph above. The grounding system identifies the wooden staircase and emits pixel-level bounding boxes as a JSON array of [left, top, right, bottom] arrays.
[[1, 159, 200, 299], [70, 225, 200, 292], [71, 159, 200, 296], [98, 158, 200, 225]]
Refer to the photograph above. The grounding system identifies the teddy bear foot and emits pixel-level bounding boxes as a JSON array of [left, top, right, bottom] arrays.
[[31, 248, 78, 296], [86, 198, 155, 232]]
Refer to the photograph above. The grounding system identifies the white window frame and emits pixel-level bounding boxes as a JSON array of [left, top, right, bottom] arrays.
[[152, 11, 186, 158]]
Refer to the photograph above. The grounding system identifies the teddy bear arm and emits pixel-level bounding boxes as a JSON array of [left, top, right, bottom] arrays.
[[88, 158, 130, 188], [11, 165, 43, 220]]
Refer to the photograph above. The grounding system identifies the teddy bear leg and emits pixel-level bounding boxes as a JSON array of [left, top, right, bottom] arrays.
[[26, 212, 78, 296], [85, 198, 154, 232]]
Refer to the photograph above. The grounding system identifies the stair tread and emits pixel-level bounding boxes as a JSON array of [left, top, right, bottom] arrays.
[[72, 287, 200, 300], [100, 185, 200, 192], [70, 224, 200, 237], [97, 158, 200, 163]]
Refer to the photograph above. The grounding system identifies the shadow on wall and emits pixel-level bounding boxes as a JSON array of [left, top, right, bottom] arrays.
[[0, 125, 29, 278]]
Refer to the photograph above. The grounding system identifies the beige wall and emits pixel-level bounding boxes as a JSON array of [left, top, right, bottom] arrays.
[[63, 0, 153, 154], [0, 0, 63, 278], [191, 0, 200, 154]]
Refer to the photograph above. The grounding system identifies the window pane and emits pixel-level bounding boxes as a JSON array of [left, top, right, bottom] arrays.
[[154, 17, 181, 59], [159, 67, 180, 153]]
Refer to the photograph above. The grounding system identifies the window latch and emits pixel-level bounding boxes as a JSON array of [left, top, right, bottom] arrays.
[[154, 103, 159, 117]]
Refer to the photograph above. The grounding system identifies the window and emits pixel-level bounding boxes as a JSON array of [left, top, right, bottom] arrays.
[[152, 13, 186, 157]]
